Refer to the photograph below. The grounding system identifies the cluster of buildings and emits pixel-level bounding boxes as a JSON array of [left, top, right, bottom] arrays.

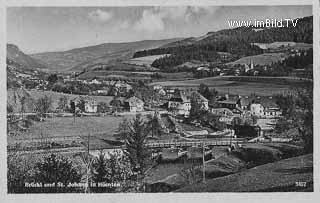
[[70, 95, 145, 113], [211, 94, 282, 118], [164, 89, 281, 120], [59, 81, 282, 125]]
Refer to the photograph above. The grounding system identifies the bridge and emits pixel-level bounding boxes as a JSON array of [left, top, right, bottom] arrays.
[[145, 139, 242, 148]]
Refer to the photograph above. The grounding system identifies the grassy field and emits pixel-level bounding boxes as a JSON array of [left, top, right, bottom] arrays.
[[177, 153, 313, 192], [13, 115, 133, 140], [125, 54, 170, 66], [150, 76, 292, 96], [227, 53, 287, 66]]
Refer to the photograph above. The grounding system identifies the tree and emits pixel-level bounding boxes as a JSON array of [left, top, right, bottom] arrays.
[[7, 153, 34, 193], [97, 102, 109, 113], [274, 117, 291, 134], [47, 74, 58, 88], [33, 153, 82, 192], [274, 82, 313, 153], [91, 150, 133, 192], [76, 99, 86, 112], [35, 95, 52, 117], [189, 97, 205, 119], [91, 150, 108, 192], [123, 114, 151, 177], [58, 96, 69, 112], [116, 118, 130, 140], [147, 111, 162, 137]]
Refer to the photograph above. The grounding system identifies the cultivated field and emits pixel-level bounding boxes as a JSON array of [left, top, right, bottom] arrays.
[[227, 53, 287, 66], [252, 42, 312, 50], [150, 77, 293, 96]]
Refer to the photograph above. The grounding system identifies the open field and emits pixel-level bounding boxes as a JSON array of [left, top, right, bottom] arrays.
[[227, 53, 287, 66], [252, 42, 312, 50], [125, 54, 170, 66], [9, 115, 131, 142], [150, 76, 295, 96], [177, 153, 313, 192]]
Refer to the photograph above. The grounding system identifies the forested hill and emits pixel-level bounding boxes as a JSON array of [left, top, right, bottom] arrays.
[[133, 16, 312, 71]]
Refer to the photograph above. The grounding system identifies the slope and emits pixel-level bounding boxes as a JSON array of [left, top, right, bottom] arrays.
[[31, 38, 182, 72], [7, 44, 48, 71]]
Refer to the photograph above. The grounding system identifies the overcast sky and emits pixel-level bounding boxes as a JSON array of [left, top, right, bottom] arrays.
[[7, 6, 312, 54]]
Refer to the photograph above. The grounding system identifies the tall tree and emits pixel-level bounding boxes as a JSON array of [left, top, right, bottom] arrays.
[[147, 111, 162, 137], [123, 114, 151, 177], [35, 95, 52, 118]]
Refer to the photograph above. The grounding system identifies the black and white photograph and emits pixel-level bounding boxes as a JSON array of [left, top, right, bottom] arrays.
[[4, 0, 316, 195]]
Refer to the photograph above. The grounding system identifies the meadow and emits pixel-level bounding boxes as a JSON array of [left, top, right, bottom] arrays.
[[150, 76, 294, 96]]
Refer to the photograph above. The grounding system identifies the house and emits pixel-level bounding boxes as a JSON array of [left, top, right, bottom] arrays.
[[168, 91, 191, 116], [153, 84, 163, 90], [250, 103, 264, 117], [190, 92, 209, 110], [71, 96, 98, 113], [215, 95, 242, 110], [124, 96, 144, 112], [168, 90, 209, 116], [242, 96, 282, 118], [258, 96, 282, 118], [115, 82, 132, 93], [89, 79, 101, 85], [109, 97, 125, 112], [95, 89, 109, 95]]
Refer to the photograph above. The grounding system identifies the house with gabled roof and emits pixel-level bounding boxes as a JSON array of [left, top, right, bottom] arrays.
[[168, 90, 191, 116], [168, 90, 209, 116], [71, 95, 98, 113], [124, 96, 144, 112]]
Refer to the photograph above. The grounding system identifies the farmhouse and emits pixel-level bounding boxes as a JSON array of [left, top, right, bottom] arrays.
[[72, 96, 98, 113], [190, 92, 209, 110], [115, 82, 132, 93], [214, 95, 243, 115], [168, 90, 209, 116], [124, 96, 144, 112], [168, 91, 191, 116]]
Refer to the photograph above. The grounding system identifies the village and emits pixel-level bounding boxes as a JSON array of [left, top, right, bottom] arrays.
[[6, 6, 313, 193]]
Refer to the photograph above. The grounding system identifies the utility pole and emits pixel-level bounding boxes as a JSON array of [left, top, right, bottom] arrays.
[[202, 141, 206, 183], [85, 133, 91, 193]]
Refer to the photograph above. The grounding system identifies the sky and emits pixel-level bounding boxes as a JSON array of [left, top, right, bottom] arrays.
[[7, 6, 312, 54]]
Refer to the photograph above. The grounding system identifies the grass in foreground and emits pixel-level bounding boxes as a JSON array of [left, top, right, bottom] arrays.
[[176, 154, 313, 192]]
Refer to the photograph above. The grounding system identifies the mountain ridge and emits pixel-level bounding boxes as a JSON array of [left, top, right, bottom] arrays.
[[30, 38, 182, 72]]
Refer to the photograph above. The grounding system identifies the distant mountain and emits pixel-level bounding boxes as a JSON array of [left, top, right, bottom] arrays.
[[162, 16, 313, 48], [133, 16, 312, 70], [31, 38, 182, 72], [7, 44, 48, 70]]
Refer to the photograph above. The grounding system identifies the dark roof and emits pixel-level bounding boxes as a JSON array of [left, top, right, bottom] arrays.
[[169, 91, 190, 103], [216, 100, 238, 104], [190, 92, 208, 102]]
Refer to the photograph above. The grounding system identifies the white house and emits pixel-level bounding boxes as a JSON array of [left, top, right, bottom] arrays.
[[125, 96, 144, 112], [168, 91, 209, 116], [72, 96, 98, 113], [250, 103, 264, 117], [168, 91, 191, 116]]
